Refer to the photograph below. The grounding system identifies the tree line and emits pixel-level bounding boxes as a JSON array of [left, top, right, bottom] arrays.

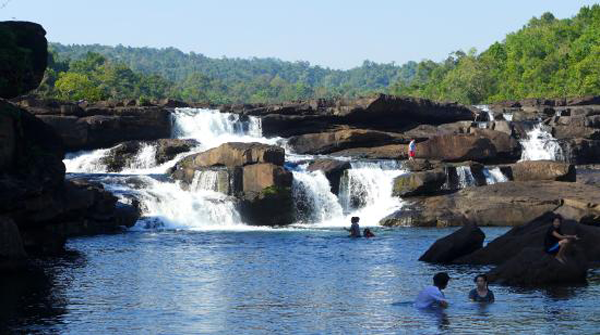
[[34, 5, 600, 105]]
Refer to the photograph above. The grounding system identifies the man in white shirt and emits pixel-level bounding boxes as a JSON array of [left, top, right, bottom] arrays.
[[414, 272, 450, 309], [408, 139, 416, 160]]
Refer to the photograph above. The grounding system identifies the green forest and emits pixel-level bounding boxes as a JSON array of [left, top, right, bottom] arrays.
[[35, 4, 600, 105]]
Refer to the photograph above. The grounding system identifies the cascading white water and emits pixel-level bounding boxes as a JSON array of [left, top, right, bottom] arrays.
[[475, 104, 495, 122], [456, 166, 476, 188], [519, 123, 565, 161], [65, 107, 407, 230], [336, 161, 406, 225], [483, 167, 508, 185], [292, 166, 344, 224]]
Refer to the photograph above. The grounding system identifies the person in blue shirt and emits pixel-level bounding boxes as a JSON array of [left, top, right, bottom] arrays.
[[414, 272, 450, 309], [469, 274, 495, 303]]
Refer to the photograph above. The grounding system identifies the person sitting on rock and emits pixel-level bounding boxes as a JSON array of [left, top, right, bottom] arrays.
[[544, 214, 579, 264], [414, 272, 450, 309], [344, 216, 361, 237], [408, 139, 416, 160], [469, 274, 495, 303], [363, 228, 375, 238]]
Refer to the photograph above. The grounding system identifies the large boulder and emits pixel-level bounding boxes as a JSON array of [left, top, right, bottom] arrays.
[[287, 128, 408, 155], [486, 247, 588, 286], [175, 142, 284, 171], [455, 212, 600, 265], [170, 142, 294, 226], [510, 161, 576, 182], [392, 169, 447, 197], [306, 159, 351, 194], [568, 139, 600, 164], [0, 21, 47, 98], [419, 224, 485, 263], [34, 107, 171, 151], [415, 130, 521, 164]]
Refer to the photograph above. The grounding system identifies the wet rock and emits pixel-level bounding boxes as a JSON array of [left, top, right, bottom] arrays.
[[101, 139, 198, 172], [487, 246, 588, 286], [510, 161, 576, 182], [306, 159, 351, 194], [455, 212, 600, 265], [392, 169, 446, 197], [419, 223, 485, 263], [0, 216, 27, 272], [0, 21, 47, 99], [404, 159, 437, 172], [567, 139, 600, 164]]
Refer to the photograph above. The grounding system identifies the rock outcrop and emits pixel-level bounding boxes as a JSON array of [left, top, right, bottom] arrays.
[[287, 128, 409, 155], [20, 100, 172, 151], [419, 223, 485, 263], [222, 94, 476, 137], [510, 161, 576, 182], [382, 181, 600, 227], [415, 130, 521, 164], [170, 142, 293, 226], [392, 169, 447, 197], [0, 22, 47, 99]]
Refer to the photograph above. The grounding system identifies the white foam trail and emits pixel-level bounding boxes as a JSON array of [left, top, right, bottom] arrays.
[[64, 148, 111, 173], [483, 167, 508, 185], [519, 123, 564, 161]]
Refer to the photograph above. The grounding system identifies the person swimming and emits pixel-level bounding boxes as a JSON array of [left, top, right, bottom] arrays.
[[363, 228, 375, 238], [345, 216, 361, 237], [468, 274, 495, 303], [414, 272, 450, 309]]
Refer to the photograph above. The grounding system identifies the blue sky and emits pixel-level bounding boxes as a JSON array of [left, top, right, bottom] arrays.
[[1, 0, 598, 69]]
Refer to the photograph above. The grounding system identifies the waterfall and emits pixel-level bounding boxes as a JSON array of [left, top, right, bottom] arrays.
[[483, 167, 508, 185], [456, 166, 476, 188], [337, 161, 405, 223], [292, 166, 344, 224], [519, 123, 565, 161], [65, 107, 407, 230]]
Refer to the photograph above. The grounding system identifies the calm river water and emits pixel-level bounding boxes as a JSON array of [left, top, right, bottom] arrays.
[[2, 227, 599, 334]]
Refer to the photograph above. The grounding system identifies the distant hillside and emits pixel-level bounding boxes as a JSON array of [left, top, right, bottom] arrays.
[[46, 43, 417, 103]]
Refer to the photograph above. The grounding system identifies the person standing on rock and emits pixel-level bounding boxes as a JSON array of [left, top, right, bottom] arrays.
[[345, 216, 361, 237], [408, 139, 416, 160], [469, 274, 495, 303], [544, 214, 579, 264], [414, 272, 450, 309]]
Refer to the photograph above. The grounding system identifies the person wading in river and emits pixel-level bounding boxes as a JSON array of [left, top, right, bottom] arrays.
[[469, 274, 495, 303], [345, 216, 361, 237], [414, 272, 450, 309]]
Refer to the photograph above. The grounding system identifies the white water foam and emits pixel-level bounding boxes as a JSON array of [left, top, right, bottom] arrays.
[[456, 166, 476, 188], [519, 123, 565, 161], [292, 166, 344, 224], [483, 167, 508, 185]]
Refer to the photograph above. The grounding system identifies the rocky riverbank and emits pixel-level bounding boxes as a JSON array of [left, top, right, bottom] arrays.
[[0, 22, 139, 273]]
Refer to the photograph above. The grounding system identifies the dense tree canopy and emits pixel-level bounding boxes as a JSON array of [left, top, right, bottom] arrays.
[[391, 5, 600, 104], [34, 5, 600, 104]]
